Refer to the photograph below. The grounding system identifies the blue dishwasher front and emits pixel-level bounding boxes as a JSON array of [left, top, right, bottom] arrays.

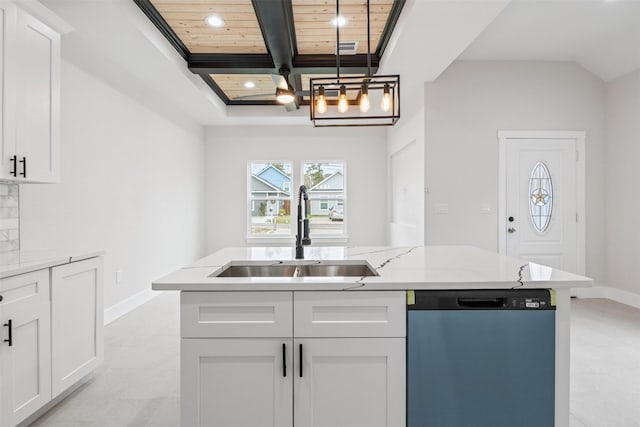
[[407, 290, 555, 427]]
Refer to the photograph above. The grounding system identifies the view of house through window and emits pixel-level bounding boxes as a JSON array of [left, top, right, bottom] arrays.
[[249, 162, 293, 235], [303, 162, 345, 235], [248, 161, 345, 237]]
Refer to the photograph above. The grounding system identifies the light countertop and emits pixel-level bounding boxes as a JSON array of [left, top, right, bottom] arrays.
[[0, 249, 106, 279], [152, 246, 592, 291]]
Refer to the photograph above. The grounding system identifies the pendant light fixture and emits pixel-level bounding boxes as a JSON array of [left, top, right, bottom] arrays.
[[309, 0, 400, 127]]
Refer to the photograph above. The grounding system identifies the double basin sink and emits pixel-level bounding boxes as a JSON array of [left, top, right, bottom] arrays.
[[210, 260, 379, 278]]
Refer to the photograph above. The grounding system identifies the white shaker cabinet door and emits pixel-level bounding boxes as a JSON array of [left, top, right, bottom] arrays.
[[51, 257, 104, 398], [294, 338, 406, 427], [182, 338, 293, 427], [14, 8, 60, 183], [0, 269, 51, 426], [0, 2, 17, 180]]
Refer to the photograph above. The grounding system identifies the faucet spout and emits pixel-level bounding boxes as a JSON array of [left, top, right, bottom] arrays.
[[295, 185, 311, 259]]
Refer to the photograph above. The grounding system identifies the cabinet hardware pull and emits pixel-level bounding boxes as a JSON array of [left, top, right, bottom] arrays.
[[299, 343, 303, 378], [282, 343, 287, 377], [9, 156, 17, 177], [3, 319, 12, 347], [19, 157, 26, 178], [0, 295, 3, 302]]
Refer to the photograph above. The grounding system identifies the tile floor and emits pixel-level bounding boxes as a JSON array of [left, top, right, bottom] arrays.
[[28, 293, 640, 427]]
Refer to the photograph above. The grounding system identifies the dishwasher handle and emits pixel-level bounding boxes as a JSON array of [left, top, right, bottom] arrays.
[[456, 297, 506, 308]]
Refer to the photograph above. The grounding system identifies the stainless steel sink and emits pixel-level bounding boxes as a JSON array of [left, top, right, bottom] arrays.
[[210, 261, 378, 278], [296, 263, 377, 277], [214, 264, 298, 277]]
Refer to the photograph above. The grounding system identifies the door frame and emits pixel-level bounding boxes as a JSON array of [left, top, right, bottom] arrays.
[[498, 130, 586, 275]]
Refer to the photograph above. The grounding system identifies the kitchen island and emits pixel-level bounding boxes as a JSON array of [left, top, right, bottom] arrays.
[[153, 246, 592, 427]]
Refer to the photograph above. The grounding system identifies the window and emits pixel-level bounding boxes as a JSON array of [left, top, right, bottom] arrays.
[[248, 162, 293, 236], [529, 161, 553, 233], [303, 162, 345, 236], [247, 161, 346, 240]]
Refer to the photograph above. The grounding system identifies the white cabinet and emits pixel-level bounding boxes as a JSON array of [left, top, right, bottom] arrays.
[[294, 338, 405, 427], [50, 258, 104, 397], [0, 269, 52, 427], [293, 291, 406, 427], [0, 257, 103, 426], [181, 291, 406, 427], [182, 339, 293, 427], [0, 3, 60, 183], [0, 2, 17, 180]]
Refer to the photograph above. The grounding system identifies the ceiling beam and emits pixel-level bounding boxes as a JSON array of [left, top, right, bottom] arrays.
[[251, 0, 297, 72], [251, 0, 298, 108], [188, 54, 276, 74], [133, 0, 188, 60], [293, 54, 380, 75], [377, 0, 407, 57]]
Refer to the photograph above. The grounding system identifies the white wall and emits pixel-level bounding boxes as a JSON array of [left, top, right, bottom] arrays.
[[424, 61, 606, 284], [387, 104, 425, 246], [204, 126, 387, 252], [19, 60, 206, 310], [605, 69, 640, 298]]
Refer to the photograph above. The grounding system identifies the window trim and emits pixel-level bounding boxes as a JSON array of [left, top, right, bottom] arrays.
[[246, 160, 347, 244]]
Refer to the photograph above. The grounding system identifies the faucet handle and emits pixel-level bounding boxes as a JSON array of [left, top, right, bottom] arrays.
[[302, 219, 311, 245]]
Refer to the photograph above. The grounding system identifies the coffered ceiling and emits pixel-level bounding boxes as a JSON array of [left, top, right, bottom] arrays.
[[135, 0, 404, 107]]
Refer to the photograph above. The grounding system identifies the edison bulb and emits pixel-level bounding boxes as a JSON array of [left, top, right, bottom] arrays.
[[338, 85, 349, 113], [359, 84, 370, 112], [381, 83, 392, 112], [316, 86, 328, 114]]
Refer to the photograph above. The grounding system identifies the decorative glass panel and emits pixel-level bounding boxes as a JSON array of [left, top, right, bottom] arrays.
[[529, 162, 553, 233]]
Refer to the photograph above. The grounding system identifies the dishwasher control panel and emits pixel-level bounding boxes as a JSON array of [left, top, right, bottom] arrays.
[[410, 289, 555, 310]]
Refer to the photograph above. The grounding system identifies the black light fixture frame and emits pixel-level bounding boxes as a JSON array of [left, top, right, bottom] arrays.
[[309, 0, 401, 127]]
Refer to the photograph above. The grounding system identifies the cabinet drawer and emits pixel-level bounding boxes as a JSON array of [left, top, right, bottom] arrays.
[[181, 292, 293, 338], [294, 291, 406, 338], [0, 269, 49, 308]]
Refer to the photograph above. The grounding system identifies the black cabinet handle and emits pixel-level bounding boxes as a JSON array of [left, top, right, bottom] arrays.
[[299, 343, 303, 378], [282, 343, 287, 377], [9, 155, 17, 177], [19, 157, 26, 178], [0, 295, 3, 302], [3, 319, 12, 347]]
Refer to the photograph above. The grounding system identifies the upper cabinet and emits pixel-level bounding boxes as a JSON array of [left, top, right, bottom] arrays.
[[0, 2, 60, 183]]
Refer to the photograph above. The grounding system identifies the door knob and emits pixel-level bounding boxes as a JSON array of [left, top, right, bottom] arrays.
[[508, 227, 516, 233]]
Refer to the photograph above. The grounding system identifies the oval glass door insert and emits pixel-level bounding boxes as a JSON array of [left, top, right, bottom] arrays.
[[529, 162, 553, 233]]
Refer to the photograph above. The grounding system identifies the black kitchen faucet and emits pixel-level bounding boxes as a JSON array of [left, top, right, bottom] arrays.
[[295, 185, 311, 259]]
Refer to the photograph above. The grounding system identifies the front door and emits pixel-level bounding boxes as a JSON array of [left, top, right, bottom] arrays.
[[499, 131, 585, 274]]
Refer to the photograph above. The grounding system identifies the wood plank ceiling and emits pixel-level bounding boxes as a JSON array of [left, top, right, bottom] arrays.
[[136, 0, 404, 107]]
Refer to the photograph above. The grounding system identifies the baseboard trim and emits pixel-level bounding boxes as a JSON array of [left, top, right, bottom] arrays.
[[104, 288, 160, 325], [576, 286, 640, 310]]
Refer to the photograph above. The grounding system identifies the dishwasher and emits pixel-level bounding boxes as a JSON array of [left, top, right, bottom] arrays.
[[407, 289, 555, 427]]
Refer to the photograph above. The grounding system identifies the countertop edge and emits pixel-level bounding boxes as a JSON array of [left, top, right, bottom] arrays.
[[0, 250, 106, 279]]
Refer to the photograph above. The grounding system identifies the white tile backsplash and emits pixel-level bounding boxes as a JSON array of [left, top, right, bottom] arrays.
[[0, 183, 18, 252]]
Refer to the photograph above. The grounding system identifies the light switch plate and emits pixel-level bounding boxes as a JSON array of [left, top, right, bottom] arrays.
[[436, 203, 449, 214]]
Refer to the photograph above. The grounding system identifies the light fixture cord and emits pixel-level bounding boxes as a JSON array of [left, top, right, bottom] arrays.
[[336, 0, 340, 79], [366, 0, 371, 77]]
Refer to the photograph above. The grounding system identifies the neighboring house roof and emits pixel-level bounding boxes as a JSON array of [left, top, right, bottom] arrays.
[[255, 165, 291, 192], [309, 171, 344, 192], [251, 174, 288, 195]]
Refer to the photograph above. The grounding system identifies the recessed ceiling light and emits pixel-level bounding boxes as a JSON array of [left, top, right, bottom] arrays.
[[204, 14, 225, 28], [244, 81, 256, 89], [330, 16, 348, 27]]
